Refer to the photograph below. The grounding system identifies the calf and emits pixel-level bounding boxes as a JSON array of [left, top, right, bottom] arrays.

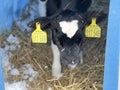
[[29, 10, 89, 78], [29, 0, 96, 79]]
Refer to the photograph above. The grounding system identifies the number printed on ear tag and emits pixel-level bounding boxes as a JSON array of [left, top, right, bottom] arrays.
[[32, 22, 47, 43], [85, 18, 101, 38]]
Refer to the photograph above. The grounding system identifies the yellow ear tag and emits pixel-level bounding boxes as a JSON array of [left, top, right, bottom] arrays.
[[85, 18, 101, 38], [31, 22, 47, 43]]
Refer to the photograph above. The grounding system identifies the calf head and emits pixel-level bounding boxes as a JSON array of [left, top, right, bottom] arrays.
[[28, 10, 85, 68], [28, 9, 107, 68]]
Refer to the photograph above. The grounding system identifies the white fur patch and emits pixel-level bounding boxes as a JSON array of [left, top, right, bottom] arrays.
[[51, 41, 62, 79], [59, 20, 79, 38]]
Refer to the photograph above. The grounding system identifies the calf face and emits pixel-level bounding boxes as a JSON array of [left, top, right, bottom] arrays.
[[52, 10, 85, 78], [50, 10, 84, 68]]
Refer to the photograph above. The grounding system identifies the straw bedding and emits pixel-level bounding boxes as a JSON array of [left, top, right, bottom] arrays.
[[1, 0, 110, 90]]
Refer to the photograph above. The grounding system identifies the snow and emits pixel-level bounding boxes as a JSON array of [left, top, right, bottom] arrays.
[[5, 81, 28, 90], [1, 34, 21, 77], [0, 48, 13, 80], [0, 34, 20, 81], [0, 0, 47, 89], [21, 64, 38, 82], [0, 34, 39, 90], [6, 34, 20, 45], [6, 34, 21, 50], [10, 68, 20, 76]]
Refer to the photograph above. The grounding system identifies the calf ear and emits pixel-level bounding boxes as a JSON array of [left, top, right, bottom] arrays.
[[28, 17, 51, 31], [83, 11, 108, 25]]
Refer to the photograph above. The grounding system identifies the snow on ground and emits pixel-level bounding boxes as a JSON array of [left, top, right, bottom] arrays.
[[21, 64, 38, 82], [10, 68, 20, 76], [0, 34, 39, 90], [0, 0, 48, 90], [5, 81, 28, 90]]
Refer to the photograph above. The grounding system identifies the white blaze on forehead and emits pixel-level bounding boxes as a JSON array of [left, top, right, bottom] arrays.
[[59, 20, 79, 38]]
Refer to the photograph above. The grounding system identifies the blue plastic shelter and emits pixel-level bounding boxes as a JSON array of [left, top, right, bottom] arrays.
[[0, 0, 29, 89], [0, 0, 29, 34], [0, 58, 4, 90], [103, 0, 120, 90]]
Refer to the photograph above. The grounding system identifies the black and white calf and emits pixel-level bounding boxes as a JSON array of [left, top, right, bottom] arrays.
[[28, 10, 88, 78], [29, 0, 107, 79]]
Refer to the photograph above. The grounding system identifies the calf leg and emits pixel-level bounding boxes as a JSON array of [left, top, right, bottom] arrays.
[[51, 41, 62, 79]]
